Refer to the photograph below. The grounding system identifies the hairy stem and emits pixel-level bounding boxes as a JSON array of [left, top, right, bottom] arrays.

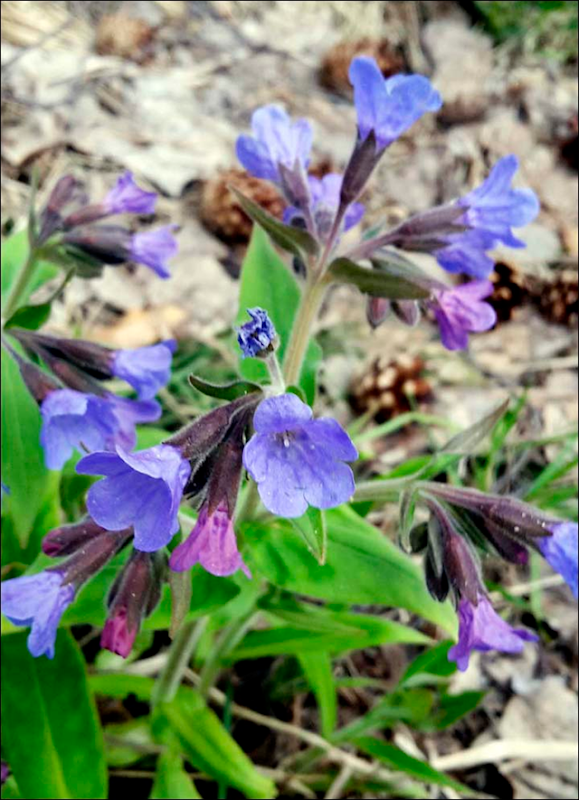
[[151, 617, 208, 706], [283, 273, 327, 386], [197, 610, 259, 699]]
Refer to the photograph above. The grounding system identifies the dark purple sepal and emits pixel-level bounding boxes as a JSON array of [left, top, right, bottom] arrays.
[[42, 517, 117, 557]]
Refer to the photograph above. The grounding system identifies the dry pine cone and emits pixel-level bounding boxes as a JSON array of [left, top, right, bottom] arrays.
[[320, 38, 405, 96], [200, 169, 285, 244], [349, 355, 432, 423]]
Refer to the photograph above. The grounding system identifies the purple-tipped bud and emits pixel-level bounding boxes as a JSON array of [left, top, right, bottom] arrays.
[[449, 594, 538, 672], [37, 175, 85, 244], [392, 300, 421, 327], [366, 296, 391, 328], [101, 550, 163, 658], [76, 443, 191, 552], [104, 172, 157, 215], [42, 517, 115, 557], [539, 522, 578, 598], [237, 307, 277, 359]]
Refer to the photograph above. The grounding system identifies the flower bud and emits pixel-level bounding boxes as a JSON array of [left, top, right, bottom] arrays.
[[366, 296, 391, 329], [42, 517, 118, 557]]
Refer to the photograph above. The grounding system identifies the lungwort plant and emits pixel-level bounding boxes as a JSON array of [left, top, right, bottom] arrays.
[[1, 57, 576, 799]]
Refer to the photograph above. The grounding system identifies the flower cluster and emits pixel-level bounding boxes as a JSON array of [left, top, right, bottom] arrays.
[[37, 171, 178, 279], [411, 484, 578, 670], [6, 329, 175, 471], [235, 56, 538, 351]]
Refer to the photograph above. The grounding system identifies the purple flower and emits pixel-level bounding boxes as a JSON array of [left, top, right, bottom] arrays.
[[237, 307, 277, 358], [284, 174, 365, 240], [349, 57, 442, 151], [243, 393, 358, 518], [130, 226, 179, 279], [430, 280, 497, 351], [448, 594, 538, 672], [104, 171, 157, 215], [77, 444, 191, 552], [39, 389, 161, 470], [112, 340, 176, 399], [437, 156, 540, 278], [539, 522, 578, 598], [236, 105, 313, 183], [170, 501, 251, 578], [0, 571, 75, 658]]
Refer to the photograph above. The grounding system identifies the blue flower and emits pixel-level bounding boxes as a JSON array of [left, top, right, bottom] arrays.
[[0, 571, 75, 658], [284, 174, 365, 240], [130, 225, 179, 278], [431, 280, 497, 351], [236, 105, 313, 182], [77, 444, 191, 552], [243, 393, 358, 518], [349, 57, 442, 151], [237, 307, 277, 358], [104, 171, 157, 215], [437, 156, 540, 278], [448, 594, 538, 672], [112, 340, 176, 399], [39, 389, 161, 470], [539, 522, 578, 598]]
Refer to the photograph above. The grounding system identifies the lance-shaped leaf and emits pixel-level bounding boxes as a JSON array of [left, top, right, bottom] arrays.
[[229, 185, 319, 258], [188, 374, 262, 401], [328, 258, 430, 300], [4, 302, 52, 331], [440, 398, 509, 455]]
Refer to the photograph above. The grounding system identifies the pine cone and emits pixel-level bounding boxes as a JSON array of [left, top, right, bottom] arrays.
[[349, 355, 432, 423], [532, 269, 579, 329], [200, 169, 285, 244], [488, 261, 531, 323], [320, 38, 405, 96]]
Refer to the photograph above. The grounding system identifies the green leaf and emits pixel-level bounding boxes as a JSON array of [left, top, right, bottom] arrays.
[[237, 226, 322, 404], [1, 229, 59, 307], [354, 737, 469, 793], [150, 751, 201, 799], [4, 302, 52, 330], [400, 641, 456, 687], [230, 185, 319, 258], [440, 398, 509, 454], [1, 347, 53, 546], [104, 718, 153, 768], [188, 374, 262, 400], [243, 506, 457, 633], [289, 507, 327, 564], [332, 689, 434, 743], [427, 690, 486, 730], [1, 631, 107, 799], [158, 691, 276, 799], [89, 673, 156, 704], [298, 652, 337, 737], [328, 258, 430, 300]]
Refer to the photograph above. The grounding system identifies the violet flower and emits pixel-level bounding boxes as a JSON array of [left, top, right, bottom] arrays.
[[436, 156, 539, 278], [449, 594, 538, 672], [130, 225, 179, 279], [237, 307, 277, 359], [77, 444, 191, 552], [112, 340, 176, 399], [39, 388, 160, 470], [539, 522, 578, 598], [104, 171, 157, 216], [236, 105, 313, 183], [349, 57, 442, 151], [284, 174, 365, 241], [430, 280, 497, 351], [170, 501, 251, 578], [243, 393, 357, 518], [0, 571, 75, 658]]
